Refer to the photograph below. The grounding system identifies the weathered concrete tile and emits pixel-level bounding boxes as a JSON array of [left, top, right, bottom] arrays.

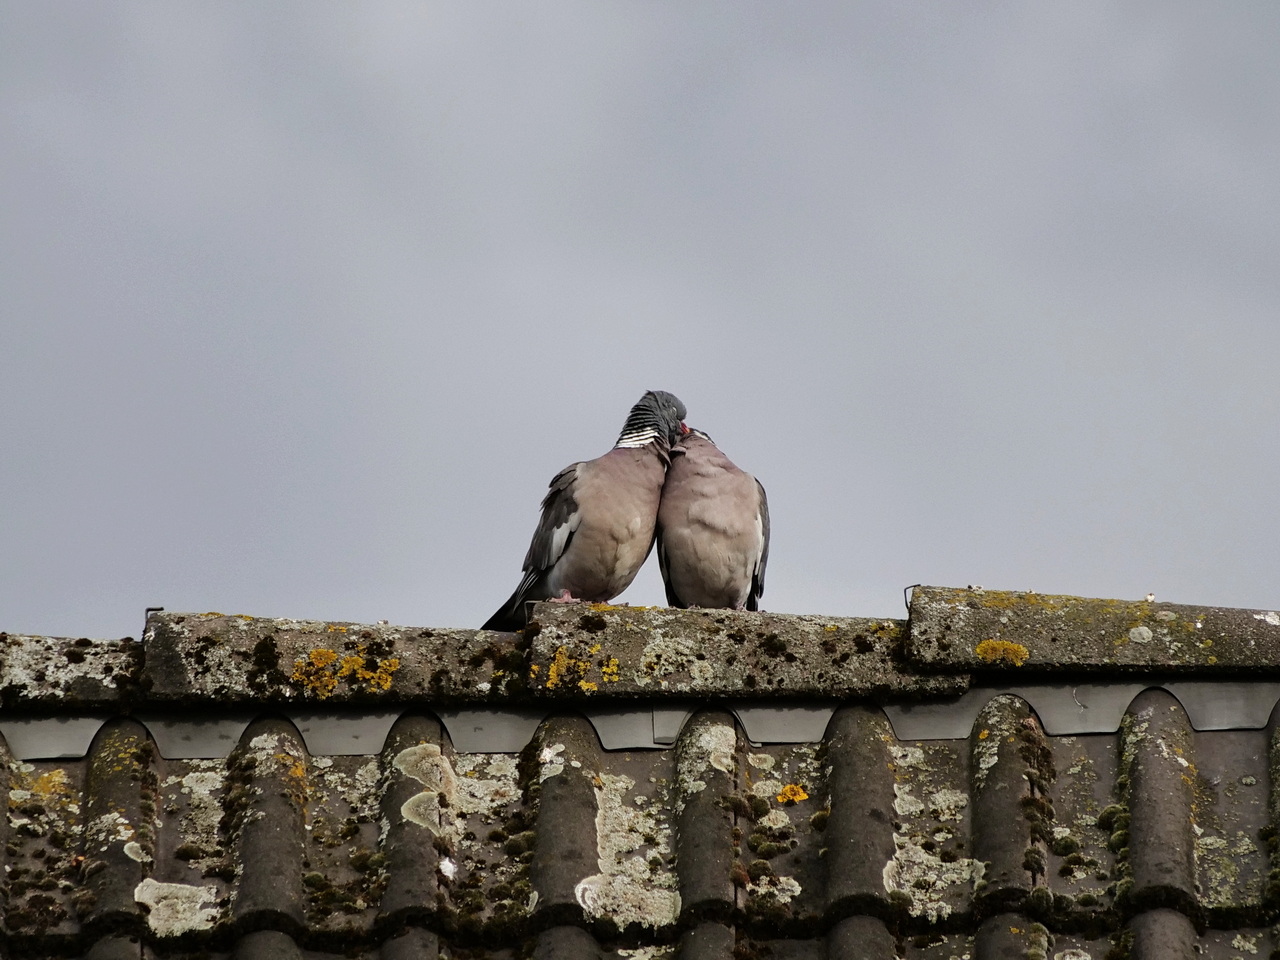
[[908, 585, 1280, 674], [0, 632, 139, 708], [141, 612, 529, 704], [526, 604, 966, 699]]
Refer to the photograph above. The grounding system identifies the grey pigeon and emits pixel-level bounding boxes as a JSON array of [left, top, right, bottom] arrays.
[[656, 429, 769, 611], [482, 390, 688, 631]]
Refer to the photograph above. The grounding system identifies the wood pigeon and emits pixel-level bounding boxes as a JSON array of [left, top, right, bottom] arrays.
[[656, 428, 769, 611], [481, 390, 689, 631]]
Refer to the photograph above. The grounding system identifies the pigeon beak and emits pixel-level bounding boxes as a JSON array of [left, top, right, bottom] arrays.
[[679, 422, 690, 435]]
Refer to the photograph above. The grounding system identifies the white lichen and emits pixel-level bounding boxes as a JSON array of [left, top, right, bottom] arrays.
[[893, 782, 925, 817], [675, 722, 735, 808], [882, 742, 983, 922], [882, 834, 984, 922], [0, 635, 128, 697], [758, 809, 791, 829], [393, 741, 522, 889], [636, 625, 708, 688], [751, 779, 784, 799], [123, 841, 150, 862], [1128, 626, 1153, 644], [134, 878, 220, 937], [538, 743, 566, 782], [1230, 932, 1260, 954], [87, 811, 134, 850], [928, 789, 968, 821], [746, 873, 802, 902], [161, 761, 227, 876], [574, 772, 679, 928]]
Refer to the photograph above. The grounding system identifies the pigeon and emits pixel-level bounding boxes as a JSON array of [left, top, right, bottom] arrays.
[[481, 390, 689, 631], [656, 428, 769, 611]]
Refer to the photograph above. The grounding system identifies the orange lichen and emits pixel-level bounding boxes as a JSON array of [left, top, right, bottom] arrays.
[[776, 783, 809, 804], [336, 647, 401, 691], [975, 639, 1030, 666], [292, 649, 341, 697], [543, 645, 619, 693], [291, 644, 400, 698], [544, 646, 577, 689]]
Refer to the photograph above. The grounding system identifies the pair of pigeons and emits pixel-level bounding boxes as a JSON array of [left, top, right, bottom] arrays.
[[482, 390, 769, 632]]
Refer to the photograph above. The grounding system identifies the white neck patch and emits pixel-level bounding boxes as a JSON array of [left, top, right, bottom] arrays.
[[615, 427, 661, 449]]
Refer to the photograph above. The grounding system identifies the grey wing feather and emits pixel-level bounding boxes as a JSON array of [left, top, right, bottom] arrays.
[[523, 463, 584, 574], [481, 463, 583, 631], [748, 478, 770, 611]]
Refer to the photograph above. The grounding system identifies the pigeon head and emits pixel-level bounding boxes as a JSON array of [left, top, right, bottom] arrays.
[[616, 390, 688, 449]]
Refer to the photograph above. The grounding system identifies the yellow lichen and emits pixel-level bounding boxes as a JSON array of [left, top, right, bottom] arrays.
[[291, 644, 400, 698], [975, 639, 1030, 666], [978, 729, 990, 740], [776, 783, 809, 804], [292, 649, 341, 697], [30, 769, 73, 802], [543, 645, 619, 692], [545, 646, 574, 689], [336, 648, 401, 691]]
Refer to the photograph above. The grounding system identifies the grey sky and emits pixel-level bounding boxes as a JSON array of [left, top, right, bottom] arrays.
[[4, 4, 1278, 641]]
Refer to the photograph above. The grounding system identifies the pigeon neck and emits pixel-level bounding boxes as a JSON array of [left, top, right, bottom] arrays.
[[615, 427, 664, 449]]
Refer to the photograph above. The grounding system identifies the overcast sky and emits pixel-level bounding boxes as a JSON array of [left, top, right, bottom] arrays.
[[4, 4, 1279, 641]]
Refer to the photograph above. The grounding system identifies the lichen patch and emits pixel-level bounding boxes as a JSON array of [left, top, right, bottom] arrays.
[[574, 772, 679, 929], [134, 878, 220, 937], [160, 761, 227, 877], [538, 743, 566, 782], [882, 834, 984, 921], [975, 638, 1030, 666], [883, 741, 981, 921], [675, 722, 735, 809], [746, 873, 802, 902], [123, 840, 150, 862], [87, 810, 134, 850], [394, 746, 520, 852], [0, 634, 130, 699]]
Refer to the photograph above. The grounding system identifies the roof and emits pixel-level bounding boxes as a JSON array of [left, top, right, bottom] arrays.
[[2, 585, 1279, 958]]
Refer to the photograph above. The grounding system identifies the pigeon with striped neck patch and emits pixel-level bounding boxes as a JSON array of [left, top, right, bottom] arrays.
[[482, 390, 688, 632], [657, 428, 770, 611]]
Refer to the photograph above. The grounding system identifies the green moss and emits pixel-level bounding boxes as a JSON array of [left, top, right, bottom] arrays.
[[504, 831, 536, 856], [746, 859, 773, 881]]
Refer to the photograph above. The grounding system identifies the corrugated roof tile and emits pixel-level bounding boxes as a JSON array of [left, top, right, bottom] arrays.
[[2, 585, 1279, 956]]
